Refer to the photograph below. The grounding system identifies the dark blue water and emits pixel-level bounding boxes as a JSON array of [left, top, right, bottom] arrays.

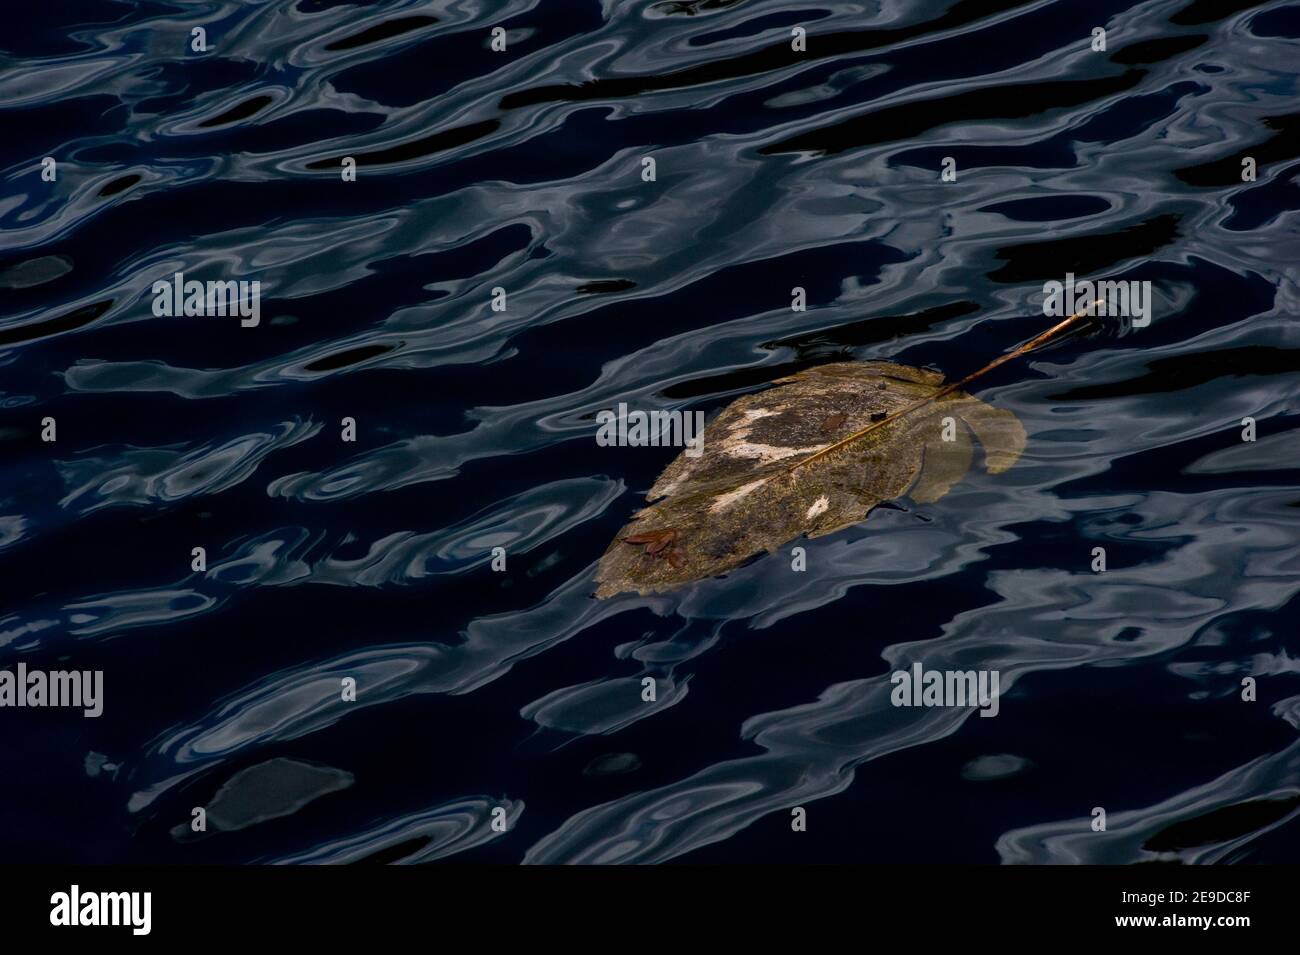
[[2, 0, 1299, 864]]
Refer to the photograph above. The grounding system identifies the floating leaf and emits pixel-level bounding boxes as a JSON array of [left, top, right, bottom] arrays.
[[594, 306, 1099, 597], [594, 360, 1026, 597]]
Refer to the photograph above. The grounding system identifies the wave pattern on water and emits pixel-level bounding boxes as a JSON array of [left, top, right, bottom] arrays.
[[2, 0, 1299, 863]]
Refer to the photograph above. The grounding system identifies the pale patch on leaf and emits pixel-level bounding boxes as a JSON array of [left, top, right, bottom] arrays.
[[594, 361, 1025, 597]]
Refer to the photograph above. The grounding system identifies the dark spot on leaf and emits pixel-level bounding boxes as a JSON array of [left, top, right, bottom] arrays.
[[622, 527, 680, 558], [820, 412, 848, 433]]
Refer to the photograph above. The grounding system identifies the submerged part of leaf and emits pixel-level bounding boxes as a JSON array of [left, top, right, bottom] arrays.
[[594, 361, 1025, 597]]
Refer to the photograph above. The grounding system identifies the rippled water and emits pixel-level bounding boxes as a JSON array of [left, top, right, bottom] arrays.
[[2, 0, 1299, 864]]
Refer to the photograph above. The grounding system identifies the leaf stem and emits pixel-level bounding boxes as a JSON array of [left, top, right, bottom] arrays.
[[785, 301, 1102, 473]]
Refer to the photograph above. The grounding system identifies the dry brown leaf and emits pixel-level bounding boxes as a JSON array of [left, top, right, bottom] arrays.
[[594, 361, 1026, 597]]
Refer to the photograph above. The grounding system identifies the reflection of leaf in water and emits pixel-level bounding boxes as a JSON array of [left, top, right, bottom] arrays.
[[595, 360, 1025, 597]]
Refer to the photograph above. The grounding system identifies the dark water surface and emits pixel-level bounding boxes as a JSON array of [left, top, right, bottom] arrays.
[[2, 0, 1299, 864]]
